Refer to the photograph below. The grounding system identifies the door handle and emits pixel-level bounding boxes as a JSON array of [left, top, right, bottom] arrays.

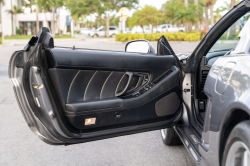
[[115, 72, 133, 97]]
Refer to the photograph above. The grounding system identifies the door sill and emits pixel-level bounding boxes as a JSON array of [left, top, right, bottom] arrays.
[[174, 126, 207, 164]]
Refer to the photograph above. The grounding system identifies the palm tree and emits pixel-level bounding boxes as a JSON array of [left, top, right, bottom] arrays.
[[162, 1, 182, 25], [229, 0, 236, 37], [137, 6, 163, 33], [0, 0, 4, 41], [36, 1, 39, 33], [6, 5, 23, 35], [209, 0, 216, 26], [54, 0, 65, 36], [128, 10, 147, 33], [31, 0, 40, 34], [230, 0, 235, 9], [204, 0, 211, 32], [37, 0, 51, 32], [214, 8, 222, 22], [204, 0, 216, 28], [185, 0, 188, 7], [175, 4, 199, 32]]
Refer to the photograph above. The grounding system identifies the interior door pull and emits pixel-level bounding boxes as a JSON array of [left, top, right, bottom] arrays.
[[115, 72, 133, 97]]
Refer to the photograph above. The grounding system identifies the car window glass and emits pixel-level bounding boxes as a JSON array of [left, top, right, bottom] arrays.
[[209, 12, 250, 53], [110, 27, 115, 30], [100, 28, 105, 31], [162, 26, 166, 29]]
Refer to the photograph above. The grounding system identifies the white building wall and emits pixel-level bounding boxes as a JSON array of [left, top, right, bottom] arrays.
[[1, 0, 69, 36], [1, 0, 14, 36]]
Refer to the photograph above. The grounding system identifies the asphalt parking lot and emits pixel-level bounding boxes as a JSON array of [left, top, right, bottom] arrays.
[[0, 39, 199, 166]]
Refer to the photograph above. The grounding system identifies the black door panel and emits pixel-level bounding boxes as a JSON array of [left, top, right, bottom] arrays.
[[9, 28, 182, 144], [45, 47, 181, 130]]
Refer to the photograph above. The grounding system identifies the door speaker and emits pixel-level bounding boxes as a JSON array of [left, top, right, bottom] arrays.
[[155, 92, 180, 116]]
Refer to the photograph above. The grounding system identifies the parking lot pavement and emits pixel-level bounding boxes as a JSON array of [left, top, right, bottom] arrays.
[[0, 39, 197, 166]]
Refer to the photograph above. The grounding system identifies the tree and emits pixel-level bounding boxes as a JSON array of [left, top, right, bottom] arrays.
[[37, 0, 52, 33], [162, 0, 203, 32], [53, 0, 65, 36], [203, 0, 216, 28], [136, 5, 163, 33], [214, 7, 223, 22], [210, 0, 216, 26], [128, 10, 147, 33], [174, 4, 199, 32], [6, 5, 23, 35], [162, 1, 182, 25], [110, 16, 120, 26], [0, 0, 4, 40], [185, 0, 188, 8], [36, 1, 39, 33], [230, 0, 235, 9], [65, 0, 139, 38], [204, 0, 211, 32], [229, 0, 236, 37]]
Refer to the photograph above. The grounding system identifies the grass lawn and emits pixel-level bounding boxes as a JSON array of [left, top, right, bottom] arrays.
[[5, 35, 73, 40]]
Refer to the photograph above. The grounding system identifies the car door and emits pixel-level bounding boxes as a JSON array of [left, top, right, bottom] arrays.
[[9, 28, 182, 145]]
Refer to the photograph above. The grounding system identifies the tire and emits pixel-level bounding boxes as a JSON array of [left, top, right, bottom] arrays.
[[110, 34, 116, 38], [160, 128, 182, 146], [93, 34, 98, 38], [222, 120, 250, 166]]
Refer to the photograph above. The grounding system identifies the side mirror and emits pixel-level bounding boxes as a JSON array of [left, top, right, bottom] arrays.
[[125, 40, 156, 54]]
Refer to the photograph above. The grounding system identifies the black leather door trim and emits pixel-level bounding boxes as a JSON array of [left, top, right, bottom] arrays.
[[66, 98, 122, 112], [45, 48, 175, 81]]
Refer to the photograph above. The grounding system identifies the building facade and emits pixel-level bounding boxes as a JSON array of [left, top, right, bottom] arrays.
[[1, 0, 69, 36]]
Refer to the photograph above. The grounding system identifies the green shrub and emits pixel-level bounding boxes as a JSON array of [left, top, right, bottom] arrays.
[[116, 32, 204, 42], [16, 28, 23, 35], [0, 37, 2, 44]]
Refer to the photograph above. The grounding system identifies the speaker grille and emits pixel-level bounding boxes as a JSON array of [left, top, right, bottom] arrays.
[[155, 92, 180, 116]]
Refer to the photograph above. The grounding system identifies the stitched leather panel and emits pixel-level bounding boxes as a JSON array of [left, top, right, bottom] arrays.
[[84, 71, 111, 101], [48, 69, 126, 105], [48, 69, 78, 106], [67, 70, 96, 103], [100, 72, 124, 99]]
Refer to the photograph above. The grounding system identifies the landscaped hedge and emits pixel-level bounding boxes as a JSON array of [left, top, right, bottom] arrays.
[[0, 37, 2, 44], [116, 32, 204, 42]]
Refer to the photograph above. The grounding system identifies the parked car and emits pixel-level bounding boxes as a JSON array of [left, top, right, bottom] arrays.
[[155, 24, 185, 33], [88, 26, 119, 37], [131, 26, 152, 34], [80, 28, 93, 35], [8, 1, 250, 166]]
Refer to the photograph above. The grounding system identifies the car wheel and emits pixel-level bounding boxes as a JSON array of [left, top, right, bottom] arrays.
[[222, 120, 250, 166], [111, 34, 116, 38], [160, 128, 182, 146], [93, 34, 98, 38]]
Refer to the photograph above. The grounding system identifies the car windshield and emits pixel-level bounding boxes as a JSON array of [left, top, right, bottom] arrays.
[[209, 12, 250, 53], [96, 27, 104, 31]]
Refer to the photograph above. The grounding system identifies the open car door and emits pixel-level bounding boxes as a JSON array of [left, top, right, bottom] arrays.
[[9, 28, 182, 145]]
